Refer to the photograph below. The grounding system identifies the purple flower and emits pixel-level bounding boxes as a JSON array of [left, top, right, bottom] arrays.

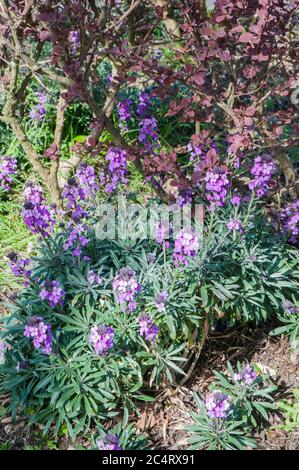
[[39, 280, 65, 308], [76, 163, 99, 197], [234, 365, 257, 386], [7, 252, 31, 287], [173, 228, 199, 265], [24, 316, 53, 355], [29, 92, 47, 122], [63, 223, 89, 257], [227, 219, 243, 232], [176, 189, 193, 207], [230, 194, 242, 206], [89, 325, 115, 356], [96, 433, 122, 450], [100, 147, 128, 193], [154, 291, 168, 312], [205, 390, 230, 419], [280, 200, 299, 245], [68, 30, 80, 54], [205, 167, 230, 208], [0, 156, 17, 190], [137, 314, 159, 341], [138, 117, 159, 151], [282, 300, 299, 315], [117, 99, 132, 129], [248, 154, 276, 197], [137, 92, 152, 117], [188, 140, 217, 162], [87, 270, 103, 286], [112, 267, 141, 311], [22, 183, 55, 237]]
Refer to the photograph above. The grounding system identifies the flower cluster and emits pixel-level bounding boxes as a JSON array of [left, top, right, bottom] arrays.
[[234, 365, 257, 386], [0, 156, 17, 190], [96, 433, 122, 450], [154, 291, 168, 312], [230, 193, 242, 206], [62, 179, 85, 210], [280, 200, 299, 245], [188, 140, 218, 162], [282, 300, 299, 315], [139, 117, 159, 151], [68, 30, 80, 54], [173, 229, 199, 265], [112, 267, 141, 311], [39, 280, 65, 308], [22, 183, 55, 237], [24, 317, 53, 355], [76, 163, 99, 198], [63, 223, 89, 256], [100, 147, 128, 193], [177, 189, 193, 208], [137, 92, 152, 117], [117, 98, 132, 129], [89, 325, 115, 356], [137, 314, 159, 342], [205, 167, 230, 207], [227, 219, 243, 232], [87, 270, 103, 286], [248, 154, 276, 197], [7, 252, 31, 286], [29, 91, 47, 122], [205, 390, 230, 419]]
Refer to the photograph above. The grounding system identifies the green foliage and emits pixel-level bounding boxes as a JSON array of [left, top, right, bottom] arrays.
[[270, 295, 299, 352], [0, 201, 297, 439], [185, 392, 258, 450], [185, 361, 277, 450], [276, 389, 299, 432], [213, 362, 277, 427]]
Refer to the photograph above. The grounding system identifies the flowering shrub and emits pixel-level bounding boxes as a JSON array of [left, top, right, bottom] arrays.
[[0, 193, 297, 438], [185, 362, 277, 450]]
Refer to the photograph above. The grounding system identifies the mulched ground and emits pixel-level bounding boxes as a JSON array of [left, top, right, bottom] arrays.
[[1, 320, 298, 450]]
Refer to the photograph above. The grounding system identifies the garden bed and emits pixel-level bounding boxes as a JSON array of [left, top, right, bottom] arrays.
[[1, 320, 298, 451]]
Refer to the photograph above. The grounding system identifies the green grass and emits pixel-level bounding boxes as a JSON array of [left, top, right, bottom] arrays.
[[0, 200, 33, 293]]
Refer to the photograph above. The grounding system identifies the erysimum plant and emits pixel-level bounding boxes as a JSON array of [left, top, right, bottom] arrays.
[[185, 362, 277, 450], [0, 183, 298, 438]]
